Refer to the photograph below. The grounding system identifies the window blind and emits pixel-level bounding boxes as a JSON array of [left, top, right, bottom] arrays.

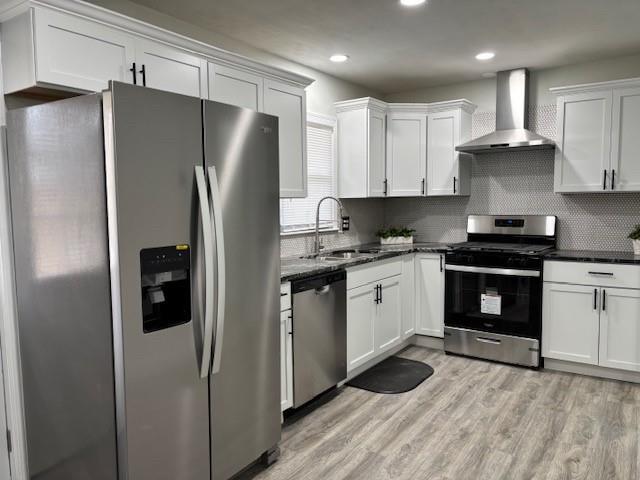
[[280, 120, 336, 233]]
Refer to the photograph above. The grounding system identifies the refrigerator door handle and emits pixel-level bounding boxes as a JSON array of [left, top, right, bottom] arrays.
[[195, 166, 215, 379], [208, 165, 227, 375]]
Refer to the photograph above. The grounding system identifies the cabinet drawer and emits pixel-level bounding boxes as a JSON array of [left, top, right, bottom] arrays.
[[347, 257, 402, 290], [544, 261, 640, 289], [280, 282, 291, 311]]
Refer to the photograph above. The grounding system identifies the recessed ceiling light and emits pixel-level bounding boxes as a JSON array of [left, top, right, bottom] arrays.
[[475, 52, 495, 61], [330, 54, 349, 63], [400, 0, 427, 6]]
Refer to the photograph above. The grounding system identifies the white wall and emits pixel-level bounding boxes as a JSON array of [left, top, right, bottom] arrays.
[[85, 0, 379, 115], [386, 51, 640, 110]]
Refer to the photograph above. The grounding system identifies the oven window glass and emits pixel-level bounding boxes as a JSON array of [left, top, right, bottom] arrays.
[[445, 270, 541, 338]]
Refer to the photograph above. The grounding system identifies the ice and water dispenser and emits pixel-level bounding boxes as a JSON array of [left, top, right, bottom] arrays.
[[140, 245, 191, 333]]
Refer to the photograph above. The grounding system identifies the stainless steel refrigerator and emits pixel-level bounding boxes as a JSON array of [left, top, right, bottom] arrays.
[[6, 82, 281, 480]]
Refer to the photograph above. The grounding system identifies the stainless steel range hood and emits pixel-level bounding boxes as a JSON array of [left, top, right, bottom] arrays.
[[456, 68, 555, 153]]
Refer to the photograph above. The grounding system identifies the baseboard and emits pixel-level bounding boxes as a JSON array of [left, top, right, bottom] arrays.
[[544, 358, 640, 384], [412, 334, 444, 350]]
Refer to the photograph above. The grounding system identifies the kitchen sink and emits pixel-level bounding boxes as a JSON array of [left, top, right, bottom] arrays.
[[300, 249, 379, 261]]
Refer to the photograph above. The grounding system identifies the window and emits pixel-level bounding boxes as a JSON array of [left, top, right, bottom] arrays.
[[280, 113, 337, 234]]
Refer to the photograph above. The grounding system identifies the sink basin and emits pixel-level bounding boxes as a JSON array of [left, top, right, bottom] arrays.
[[299, 249, 377, 261]]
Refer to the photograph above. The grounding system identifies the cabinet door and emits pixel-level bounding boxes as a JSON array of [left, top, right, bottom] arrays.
[[542, 283, 600, 365], [376, 276, 402, 352], [264, 80, 307, 198], [386, 113, 426, 197], [611, 87, 640, 191], [401, 254, 415, 339], [337, 108, 368, 198], [208, 62, 263, 111], [599, 288, 640, 372], [427, 110, 460, 196], [135, 39, 207, 98], [368, 109, 387, 197], [415, 253, 444, 337], [347, 284, 376, 371], [554, 91, 613, 192], [33, 8, 136, 92], [280, 310, 293, 411]]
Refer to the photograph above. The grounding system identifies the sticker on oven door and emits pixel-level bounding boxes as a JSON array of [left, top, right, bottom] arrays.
[[481, 294, 502, 315]]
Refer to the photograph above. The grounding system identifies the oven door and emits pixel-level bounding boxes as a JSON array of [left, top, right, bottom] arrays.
[[445, 265, 542, 339]]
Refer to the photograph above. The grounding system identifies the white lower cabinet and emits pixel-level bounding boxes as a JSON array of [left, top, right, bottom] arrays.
[[401, 255, 416, 338], [346, 259, 404, 372], [347, 283, 377, 371], [542, 283, 600, 365], [599, 288, 640, 371], [415, 253, 445, 338], [280, 310, 293, 412], [543, 261, 640, 373], [376, 276, 402, 351]]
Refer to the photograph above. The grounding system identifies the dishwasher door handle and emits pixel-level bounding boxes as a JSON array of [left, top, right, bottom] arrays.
[[315, 285, 331, 295]]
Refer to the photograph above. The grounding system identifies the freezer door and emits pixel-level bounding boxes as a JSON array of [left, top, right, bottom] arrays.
[[7, 95, 117, 479], [203, 101, 281, 480], [104, 82, 210, 480]]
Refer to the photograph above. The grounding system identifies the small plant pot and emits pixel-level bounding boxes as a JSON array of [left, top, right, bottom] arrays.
[[380, 236, 414, 245], [633, 239, 640, 255]]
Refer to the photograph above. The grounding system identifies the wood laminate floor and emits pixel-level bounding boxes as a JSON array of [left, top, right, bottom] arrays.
[[239, 346, 640, 480]]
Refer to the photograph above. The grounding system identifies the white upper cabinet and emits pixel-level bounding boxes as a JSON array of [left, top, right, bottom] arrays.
[[427, 108, 471, 196], [335, 98, 387, 198], [386, 110, 426, 197], [553, 90, 612, 192], [263, 79, 307, 198], [208, 62, 263, 111], [134, 39, 207, 98], [415, 253, 445, 338], [611, 87, 640, 191], [335, 98, 475, 198], [552, 78, 640, 193], [2, 7, 136, 94]]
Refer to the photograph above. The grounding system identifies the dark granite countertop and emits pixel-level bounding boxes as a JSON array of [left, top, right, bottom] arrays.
[[544, 249, 640, 265], [281, 242, 454, 282]]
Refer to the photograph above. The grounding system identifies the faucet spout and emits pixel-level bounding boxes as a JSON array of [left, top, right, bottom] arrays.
[[314, 196, 344, 256]]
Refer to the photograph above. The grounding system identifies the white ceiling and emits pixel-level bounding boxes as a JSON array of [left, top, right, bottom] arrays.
[[128, 0, 640, 93]]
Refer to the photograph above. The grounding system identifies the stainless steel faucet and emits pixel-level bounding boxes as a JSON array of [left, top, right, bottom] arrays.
[[314, 196, 344, 256]]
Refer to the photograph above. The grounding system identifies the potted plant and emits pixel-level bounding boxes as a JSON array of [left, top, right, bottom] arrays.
[[630, 225, 640, 255], [376, 226, 416, 245]]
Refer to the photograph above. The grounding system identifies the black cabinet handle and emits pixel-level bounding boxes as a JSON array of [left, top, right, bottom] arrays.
[[139, 64, 147, 86], [593, 288, 597, 310], [602, 289, 606, 311], [374, 284, 379, 304], [130, 62, 137, 84], [440, 255, 443, 272], [611, 169, 616, 190], [379, 284, 383, 304], [453, 177, 457, 194], [603, 169, 607, 190], [383, 179, 388, 196], [421, 178, 425, 195]]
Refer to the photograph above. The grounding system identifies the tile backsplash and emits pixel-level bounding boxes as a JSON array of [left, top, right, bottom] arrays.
[[385, 106, 640, 251], [280, 105, 640, 258]]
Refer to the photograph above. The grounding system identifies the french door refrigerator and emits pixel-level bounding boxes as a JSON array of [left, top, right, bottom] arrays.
[[6, 82, 281, 480]]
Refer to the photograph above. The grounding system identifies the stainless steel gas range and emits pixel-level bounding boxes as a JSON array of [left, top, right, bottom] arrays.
[[444, 215, 557, 368]]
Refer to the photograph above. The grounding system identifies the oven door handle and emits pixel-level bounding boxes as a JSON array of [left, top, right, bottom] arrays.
[[445, 264, 540, 277]]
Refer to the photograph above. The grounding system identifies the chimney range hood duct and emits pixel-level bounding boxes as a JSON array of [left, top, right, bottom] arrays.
[[456, 68, 555, 153]]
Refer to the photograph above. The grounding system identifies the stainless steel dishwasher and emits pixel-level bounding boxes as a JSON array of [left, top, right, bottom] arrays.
[[291, 270, 346, 408]]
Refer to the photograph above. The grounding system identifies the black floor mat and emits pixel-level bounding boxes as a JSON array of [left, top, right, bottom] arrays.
[[346, 356, 434, 394]]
